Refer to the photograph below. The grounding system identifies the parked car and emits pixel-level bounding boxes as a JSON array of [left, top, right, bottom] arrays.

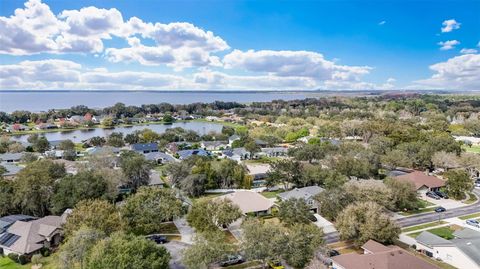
[[268, 259, 285, 269], [426, 191, 441, 200], [475, 180, 480, 188], [434, 191, 448, 199], [220, 255, 244, 267], [327, 249, 340, 257], [146, 235, 168, 244], [466, 219, 480, 228], [434, 206, 446, 213]]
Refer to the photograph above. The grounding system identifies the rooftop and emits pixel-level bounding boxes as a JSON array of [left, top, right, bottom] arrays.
[[277, 186, 324, 201], [394, 171, 445, 190], [219, 191, 274, 214]]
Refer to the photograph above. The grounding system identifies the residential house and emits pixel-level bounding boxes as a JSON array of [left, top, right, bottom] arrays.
[[246, 164, 270, 187], [0, 216, 63, 256], [144, 151, 175, 164], [222, 147, 251, 162], [0, 215, 36, 234], [85, 146, 121, 156], [166, 142, 194, 153], [148, 170, 164, 187], [35, 123, 56, 130], [0, 162, 24, 179], [228, 135, 241, 146], [68, 115, 85, 124], [6, 124, 29, 132], [177, 149, 210, 160], [394, 171, 445, 196], [415, 229, 480, 269], [218, 191, 274, 216], [131, 143, 158, 154], [277, 186, 324, 213], [254, 139, 268, 148], [201, 141, 228, 151], [331, 239, 440, 269], [259, 147, 288, 157], [0, 153, 23, 163]]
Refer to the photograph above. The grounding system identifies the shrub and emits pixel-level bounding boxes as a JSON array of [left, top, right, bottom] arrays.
[[18, 255, 28, 265], [31, 254, 42, 265], [7, 253, 19, 263], [40, 248, 51, 257]]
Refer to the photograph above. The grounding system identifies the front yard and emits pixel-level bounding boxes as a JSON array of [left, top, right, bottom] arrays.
[[0, 255, 56, 269], [463, 144, 480, 154], [407, 225, 462, 239]]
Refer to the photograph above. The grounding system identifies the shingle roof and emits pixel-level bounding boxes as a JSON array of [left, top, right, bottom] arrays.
[[451, 237, 480, 266], [416, 231, 453, 247], [0, 153, 23, 161], [143, 152, 175, 162], [362, 240, 393, 253], [177, 149, 210, 160], [219, 191, 274, 214], [453, 228, 480, 239], [0, 162, 23, 176], [0, 216, 62, 254], [395, 171, 445, 190], [278, 186, 324, 201], [131, 143, 158, 152]]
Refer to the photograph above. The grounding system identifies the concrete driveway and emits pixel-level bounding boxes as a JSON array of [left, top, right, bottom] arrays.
[[422, 196, 466, 209], [163, 241, 190, 269], [174, 217, 195, 244], [313, 214, 337, 233]]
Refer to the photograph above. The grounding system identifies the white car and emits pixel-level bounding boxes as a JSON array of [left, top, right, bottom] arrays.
[[466, 219, 480, 228]]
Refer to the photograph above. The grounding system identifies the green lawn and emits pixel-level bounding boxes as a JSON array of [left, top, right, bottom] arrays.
[[399, 207, 436, 216], [465, 192, 478, 204], [260, 190, 284, 199], [427, 226, 457, 240], [463, 144, 480, 154], [402, 221, 447, 233], [459, 212, 480, 220], [157, 222, 180, 234], [0, 255, 56, 269]]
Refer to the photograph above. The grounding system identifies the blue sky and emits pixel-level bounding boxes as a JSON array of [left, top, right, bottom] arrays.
[[0, 0, 479, 91]]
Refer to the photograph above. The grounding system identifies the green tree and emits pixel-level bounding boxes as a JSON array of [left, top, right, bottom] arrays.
[[281, 224, 324, 269], [384, 178, 419, 211], [14, 160, 66, 216], [51, 171, 110, 214], [241, 219, 284, 269], [278, 198, 312, 226], [119, 151, 152, 190], [85, 232, 170, 269], [314, 187, 355, 221], [163, 114, 174, 123], [121, 187, 183, 235], [106, 132, 125, 147], [28, 134, 50, 153], [187, 198, 242, 232], [445, 169, 473, 200], [267, 160, 303, 189], [57, 228, 106, 269], [58, 140, 76, 151], [64, 199, 123, 236], [335, 202, 400, 247], [101, 117, 114, 127], [182, 231, 234, 269], [0, 178, 15, 216]]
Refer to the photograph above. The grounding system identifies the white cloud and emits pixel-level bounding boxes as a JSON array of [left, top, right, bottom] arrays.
[[441, 19, 461, 33], [438, 40, 460, 50], [0, 0, 229, 69], [414, 54, 480, 90], [460, 48, 478, 54], [378, 21, 386, 26], [223, 49, 371, 83]]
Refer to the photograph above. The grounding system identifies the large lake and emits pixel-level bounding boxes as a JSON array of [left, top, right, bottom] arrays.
[[10, 121, 224, 143], [0, 91, 322, 112]]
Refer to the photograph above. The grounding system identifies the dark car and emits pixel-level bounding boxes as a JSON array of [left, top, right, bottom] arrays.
[[434, 206, 446, 213], [220, 255, 244, 267], [327, 250, 340, 257], [146, 235, 168, 244], [308, 214, 317, 222], [434, 191, 448, 199], [426, 191, 441, 200]]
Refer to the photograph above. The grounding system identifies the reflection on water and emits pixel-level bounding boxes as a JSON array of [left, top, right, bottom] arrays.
[[11, 121, 223, 143]]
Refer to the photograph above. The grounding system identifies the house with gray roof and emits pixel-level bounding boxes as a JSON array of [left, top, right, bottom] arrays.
[[177, 149, 211, 160], [201, 141, 228, 151], [0, 153, 23, 163], [222, 147, 251, 162], [415, 229, 480, 269], [277, 186, 324, 213], [259, 147, 288, 157], [0, 215, 36, 234], [228, 135, 241, 146], [143, 151, 175, 164], [0, 216, 63, 256], [131, 143, 158, 154], [0, 162, 24, 179]]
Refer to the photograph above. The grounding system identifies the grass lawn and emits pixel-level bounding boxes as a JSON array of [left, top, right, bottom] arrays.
[[0, 255, 56, 269], [262, 217, 280, 225], [459, 212, 480, 220], [225, 261, 262, 269], [260, 190, 284, 199], [418, 199, 436, 207], [465, 192, 478, 204], [157, 222, 180, 234], [463, 144, 480, 154], [427, 225, 462, 240], [402, 221, 447, 233]]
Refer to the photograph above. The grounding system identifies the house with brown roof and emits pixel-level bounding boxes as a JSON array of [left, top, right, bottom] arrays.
[[218, 191, 274, 216], [394, 170, 445, 195], [0, 216, 63, 256], [331, 240, 440, 269]]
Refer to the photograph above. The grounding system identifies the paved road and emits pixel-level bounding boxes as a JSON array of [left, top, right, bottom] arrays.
[[324, 188, 480, 244]]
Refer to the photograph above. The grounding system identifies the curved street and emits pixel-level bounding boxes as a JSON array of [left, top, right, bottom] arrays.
[[324, 188, 480, 244]]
